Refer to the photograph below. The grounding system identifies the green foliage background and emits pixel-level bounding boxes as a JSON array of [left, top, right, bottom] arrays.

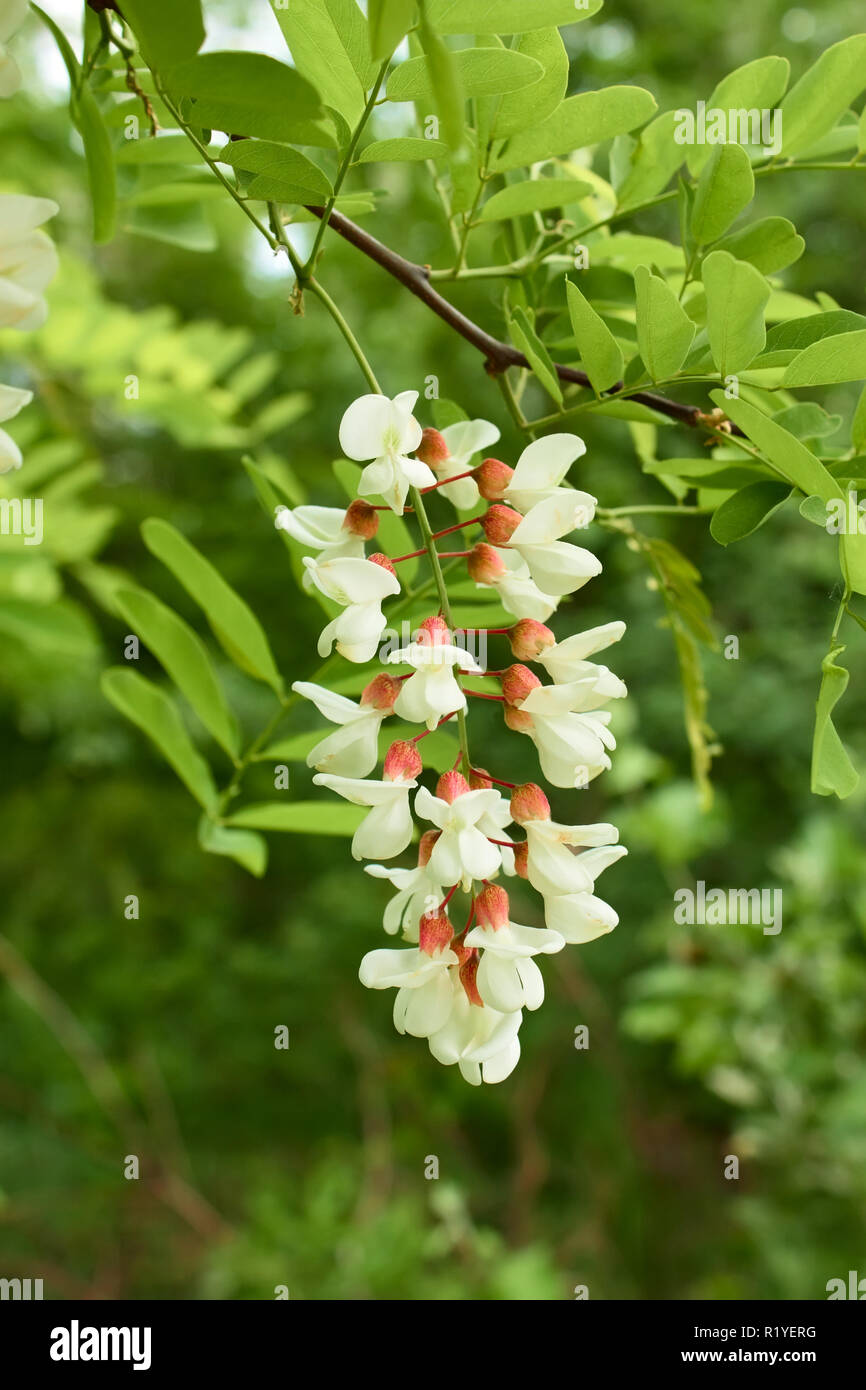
[[1, 0, 865, 1299]]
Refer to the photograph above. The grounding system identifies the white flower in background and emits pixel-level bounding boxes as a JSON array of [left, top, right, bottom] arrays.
[[275, 504, 367, 584], [386, 615, 483, 730], [535, 620, 627, 689], [499, 434, 587, 513], [360, 908, 457, 1037], [416, 418, 500, 510], [464, 884, 564, 1013], [0, 194, 60, 330], [304, 553, 399, 663], [291, 673, 398, 778], [415, 772, 504, 889], [313, 739, 421, 861], [468, 543, 559, 622], [427, 981, 523, 1085], [339, 390, 430, 514], [0, 0, 28, 98], [0, 380, 31, 472]]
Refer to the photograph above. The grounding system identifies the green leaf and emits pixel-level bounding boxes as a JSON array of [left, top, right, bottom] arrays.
[[491, 85, 657, 172], [368, 0, 415, 61], [198, 816, 268, 877], [852, 385, 866, 452], [509, 307, 563, 405], [811, 645, 859, 798], [616, 110, 683, 208], [357, 137, 448, 162], [478, 176, 591, 223], [387, 47, 542, 102], [702, 250, 769, 376], [427, 0, 602, 31], [141, 519, 283, 693], [121, 0, 204, 70], [714, 217, 804, 275], [218, 140, 332, 203], [782, 331, 866, 387], [565, 279, 623, 394], [114, 586, 240, 759], [780, 35, 866, 158], [227, 801, 367, 834], [274, 0, 371, 128], [690, 143, 754, 246], [73, 85, 117, 245], [418, 12, 464, 150], [764, 310, 866, 352], [101, 667, 218, 812], [634, 265, 695, 381], [490, 28, 568, 142], [709, 480, 791, 544], [686, 56, 790, 175], [165, 53, 322, 142]]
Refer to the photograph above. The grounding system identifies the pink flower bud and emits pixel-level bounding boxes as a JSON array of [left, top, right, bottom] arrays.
[[468, 767, 493, 790], [482, 504, 523, 545], [416, 427, 450, 466], [384, 739, 422, 783], [417, 615, 451, 647], [512, 842, 529, 879], [360, 672, 401, 710], [368, 552, 396, 578], [501, 663, 542, 706], [475, 883, 510, 930], [418, 829, 440, 867], [476, 457, 515, 501], [436, 770, 470, 803], [459, 951, 483, 1006], [467, 542, 506, 584], [509, 618, 555, 661], [419, 910, 454, 956], [504, 703, 534, 734], [342, 498, 378, 539], [510, 782, 551, 825]]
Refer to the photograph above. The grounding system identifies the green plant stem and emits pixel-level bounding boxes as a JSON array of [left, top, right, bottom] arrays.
[[599, 504, 714, 517]]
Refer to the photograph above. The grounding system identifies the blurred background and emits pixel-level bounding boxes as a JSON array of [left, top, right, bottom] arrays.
[[1, 0, 865, 1299]]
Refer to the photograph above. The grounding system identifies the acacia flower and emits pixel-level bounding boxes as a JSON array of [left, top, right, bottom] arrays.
[[304, 554, 400, 663], [417, 417, 500, 510], [359, 917, 458, 1039], [504, 667, 622, 788], [464, 885, 564, 1013], [313, 740, 421, 861], [505, 491, 602, 596], [363, 860, 444, 939], [291, 673, 398, 777], [275, 504, 366, 579], [0, 194, 60, 330], [0, 380, 31, 473], [535, 620, 627, 689], [469, 544, 560, 622], [385, 615, 482, 730], [339, 389, 431, 514], [500, 434, 587, 513], [415, 771, 504, 889], [427, 983, 523, 1085]]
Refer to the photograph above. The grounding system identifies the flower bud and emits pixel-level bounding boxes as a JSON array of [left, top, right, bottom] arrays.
[[436, 770, 470, 803], [510, 782, 551, 825], [501, 663, 542, 706], [384, 739, 422, 783], [416, 427, 450, 466], [360, 672, 401, 710], [459, 951, 483, 1006], [468, 767, 493, 790], [342, 498, 378, 539], [417, 614, 451, 646], [504, 703, 534, 734], [509, 618, 555, 661], [482, 504, 523, 545], [476, 457, 515, 501], [368, 551, 396, 578], [512, 841, 529, 879], [475, 883, 510, 930], [467, 542, 506, 584], [418, 829, 440, 867], [419, 910, 454, 957]]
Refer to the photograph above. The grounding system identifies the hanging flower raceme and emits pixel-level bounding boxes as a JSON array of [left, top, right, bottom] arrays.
[[289, 390, 628, 1082]]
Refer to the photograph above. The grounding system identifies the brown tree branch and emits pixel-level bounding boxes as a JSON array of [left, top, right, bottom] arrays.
[[304, 206, 739, 435]]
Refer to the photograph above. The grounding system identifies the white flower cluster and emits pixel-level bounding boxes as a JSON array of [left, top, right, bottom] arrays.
[[282, 391, 627, 1084], [0, 0, 60, 474]]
